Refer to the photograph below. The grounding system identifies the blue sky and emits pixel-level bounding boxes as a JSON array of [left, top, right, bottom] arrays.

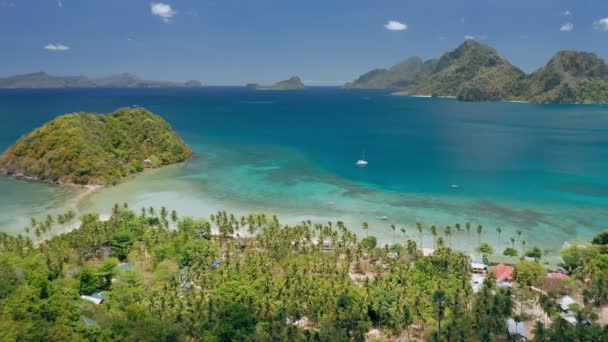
[[1, 0, 608, 85]]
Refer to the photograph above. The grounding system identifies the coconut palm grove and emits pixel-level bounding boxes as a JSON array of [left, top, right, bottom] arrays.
[[0, 205, 607, 341]]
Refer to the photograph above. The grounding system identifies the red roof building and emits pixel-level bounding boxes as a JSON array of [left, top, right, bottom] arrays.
[[547, 272, 569, 280], [494, 263, 514, 282]]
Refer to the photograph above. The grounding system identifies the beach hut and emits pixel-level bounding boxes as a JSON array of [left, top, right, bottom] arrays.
[[507, 318, 528, 341], [494, 263, 514, 283]]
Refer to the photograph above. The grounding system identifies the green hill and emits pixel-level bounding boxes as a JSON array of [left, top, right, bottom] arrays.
[[402, 40, 527, 101], [0, 108, 192, 185], [527, 51, 608, 103], [345, 57, 438, 90], [351, 41, 608, 103]]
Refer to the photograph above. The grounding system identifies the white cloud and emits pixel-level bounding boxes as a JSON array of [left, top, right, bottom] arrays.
[[57, 0, 63, 8], [594, 17, 608, 31], [151, 2, 177, 23], [464, 34, 475, 40], [563, 10, 571, 16], [44, 43, 70, 51], [560, 22, 574, 32], [0, 1, 15, 8], [384, 20, 407, 31]]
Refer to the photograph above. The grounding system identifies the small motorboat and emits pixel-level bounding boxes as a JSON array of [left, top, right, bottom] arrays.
[[451, 184, 460, 188], [376, 216, 389, 221]]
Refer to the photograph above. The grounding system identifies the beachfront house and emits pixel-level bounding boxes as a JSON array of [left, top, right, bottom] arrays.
[[507, 318, 528, 341], [494, 263, 514, 283], [470, 253, 487, 273]]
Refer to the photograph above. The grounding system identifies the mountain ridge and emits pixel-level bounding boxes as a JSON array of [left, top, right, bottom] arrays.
[[0, 72, 202, 88], [349, 40, 608, 103]]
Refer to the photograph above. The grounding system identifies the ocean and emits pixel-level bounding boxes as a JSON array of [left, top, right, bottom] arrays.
[[1, 87, 607, 255]]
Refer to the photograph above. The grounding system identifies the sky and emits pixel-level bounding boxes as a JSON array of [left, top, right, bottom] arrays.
[[1, 0, 608, 85]]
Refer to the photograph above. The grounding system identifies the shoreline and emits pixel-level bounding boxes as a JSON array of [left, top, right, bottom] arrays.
[[0, 167, 575, 268]]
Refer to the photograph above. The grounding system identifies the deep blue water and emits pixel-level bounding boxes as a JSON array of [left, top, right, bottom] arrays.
[[2, 87, 608, 204], [1, 87, 607, 250]]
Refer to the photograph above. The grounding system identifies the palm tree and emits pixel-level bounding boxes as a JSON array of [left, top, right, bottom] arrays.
[[444, 226, 452, 248], [390, 224, 396, 241], [431, 225, 438, 249], [496, 227, 502, 251], [510, 237, 516, 249], [521, 240, 526, 255], [476, 225, 483, 245], [400, 228, 407, 245], [432, 288, 449, 337], [516, 229, 522, 241], [362, 222, 369, 237], [436, 237, 445, 248], [406, 240, 417, 259], [416, 222, 424, 248]]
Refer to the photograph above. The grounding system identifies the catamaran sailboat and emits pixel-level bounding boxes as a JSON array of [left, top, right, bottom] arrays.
[[356, 150, 368, 166]]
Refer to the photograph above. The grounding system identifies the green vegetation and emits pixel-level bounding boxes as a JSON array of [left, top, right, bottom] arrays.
[[0, 108, 192, 185], [345, 57, 438, 90], [1, 207, 606, 341], [405, 40, 527, 101], [352, 40, 608, 103], [247, 76, 305, 90]]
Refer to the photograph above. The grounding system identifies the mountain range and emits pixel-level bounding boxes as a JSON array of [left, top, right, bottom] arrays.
[[347, 40, 608, 104], [0, 72, 202, 89]]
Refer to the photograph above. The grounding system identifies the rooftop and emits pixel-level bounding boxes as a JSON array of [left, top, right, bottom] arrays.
[[494, 263, 514, 282]]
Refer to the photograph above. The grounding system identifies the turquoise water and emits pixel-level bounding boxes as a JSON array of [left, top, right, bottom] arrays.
[[1, 88, 607, 254]]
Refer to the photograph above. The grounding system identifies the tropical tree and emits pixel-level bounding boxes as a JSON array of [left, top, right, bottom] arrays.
[[496, 227, 502, 251], [444, 226, 452, 248], [432, 288, 449, 337], [362, 222, 369, 237], [431, 225, 438, 249], [476, 225, 483, 245], [416, 222, 424, 248]]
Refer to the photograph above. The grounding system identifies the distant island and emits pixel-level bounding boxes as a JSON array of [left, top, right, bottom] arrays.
[[348, 40, 608, 104], [247, 76, 305, 90], [0, 108, 192, 185], [0, 72, 202, 89]]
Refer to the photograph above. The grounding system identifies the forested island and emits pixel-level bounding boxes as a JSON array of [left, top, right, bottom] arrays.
[[0, 206, 606, 341], [347, 40, 608, 104], [247, 76, 305, 90], [0, 72, 202, 89], [0, 108, 192, 185]]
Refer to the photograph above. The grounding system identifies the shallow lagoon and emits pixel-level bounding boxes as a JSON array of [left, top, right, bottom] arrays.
[[1, 88, 607, 256]]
